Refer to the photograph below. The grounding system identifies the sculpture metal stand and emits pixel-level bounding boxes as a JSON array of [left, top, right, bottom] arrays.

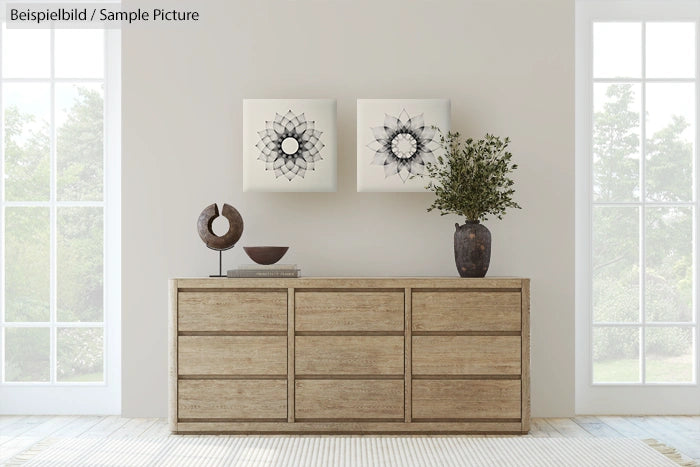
[[197, 203, 244, 277]]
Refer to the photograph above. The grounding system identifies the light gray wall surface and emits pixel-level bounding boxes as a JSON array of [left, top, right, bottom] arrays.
[[122, 0, 574, 417]]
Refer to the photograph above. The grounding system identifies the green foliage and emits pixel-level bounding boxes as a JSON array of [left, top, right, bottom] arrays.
[[5, 328, 50, 382], [423, 131, 521, 223], [646, 115, 693, 202], [593, 84, 640, 201], [57, 86, 104, 201], [57, 328, 103, 381], [57, 207, 104, 322], [4, 207, 50, 322], [4, 106, 50, 200]]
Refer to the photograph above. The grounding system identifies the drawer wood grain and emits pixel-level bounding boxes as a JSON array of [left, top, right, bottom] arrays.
[[178, 380, 287, 419], [178, 336, 287, 375], [178, 291, 287, 332], [412, 380, 521, 419], [296, 336, 403, 375], [295, 291, 403, 331], [412, 291, 521, 332], [413, 336, 521, 375], [295, 380, 404, 419]]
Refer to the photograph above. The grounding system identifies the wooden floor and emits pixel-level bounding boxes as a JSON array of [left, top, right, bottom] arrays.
[[1, 416, 698, 464]]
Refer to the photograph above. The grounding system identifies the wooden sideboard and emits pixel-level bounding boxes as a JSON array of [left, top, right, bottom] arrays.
[[169, 277, 530, 434]]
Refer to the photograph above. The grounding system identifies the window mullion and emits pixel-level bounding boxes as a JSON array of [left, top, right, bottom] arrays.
[[49, 27, 57, 384], [2, 77, 104, 84], [695, 18, 700, 385], [593, 77, 696, 84], [594, 322, 697, 327], [0, 19, 5, 384], [640, 21, 647, 385], [102, 29, 108, 385]]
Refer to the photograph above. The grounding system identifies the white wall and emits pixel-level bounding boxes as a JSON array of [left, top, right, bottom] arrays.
[[122, 0, 574, 417]]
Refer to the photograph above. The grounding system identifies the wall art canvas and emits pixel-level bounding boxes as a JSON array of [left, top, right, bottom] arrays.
[[357, 99, 450, 192], [243, 99, 337, 192]]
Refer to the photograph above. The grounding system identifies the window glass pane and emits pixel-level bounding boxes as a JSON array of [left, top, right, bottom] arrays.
[[645, 83, 695, 202], [1, 26, 50, 78], [57, 207, 104, 322], [593, 207, 639, 323], [5, 327, 50, 382], [55, 29, 104, 78], [4, 207, 50, 322], [3, 83, 51, 201], [645, 207, 693, 323], [593, 83, 641, 202], [593, 326, 640, 383], [594, 22, 641, 78], [57, 327, 103, 382], [646, 23, 695, 79], [646, 327, 693, 383], [56, 84, 104, 201]]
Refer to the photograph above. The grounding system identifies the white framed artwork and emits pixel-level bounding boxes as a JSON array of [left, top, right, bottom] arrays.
[[243, 99, 337, 192], [357, 99, 450, 192]]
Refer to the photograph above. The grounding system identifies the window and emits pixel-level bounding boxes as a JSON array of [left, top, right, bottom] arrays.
[[576, 1, 700, 413], [0, 20, 120, 413]]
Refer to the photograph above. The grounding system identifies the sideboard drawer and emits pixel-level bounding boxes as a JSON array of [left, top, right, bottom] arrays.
[[178, 336, 287, 375], [296, 336, 404, 375], [178, 380, 287, 420], [412, 380, 521, 420], [412, 291, 521, 332], [413, 336, 521, 375], [178, 291, 287, 332], [295, 291, 404, 331], [295, 380, 404, 420]]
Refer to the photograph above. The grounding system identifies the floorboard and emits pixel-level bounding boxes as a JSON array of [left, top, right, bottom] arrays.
[[0, 416, 52, 442], [573, 416, 623, 438], [545, 418, 594, 438], [52, 416, 105, 438], [79, 415, 130, 438], [597, 416, 652, 438], [0, 416, 77, 463], [108, 418, 159, 438]]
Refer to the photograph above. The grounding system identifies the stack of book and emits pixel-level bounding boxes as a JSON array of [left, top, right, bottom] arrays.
[[227, 264, 301, 278]]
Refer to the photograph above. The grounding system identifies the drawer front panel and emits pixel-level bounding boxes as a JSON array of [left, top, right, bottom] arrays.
[[412, 380, 521, 419], [178, 291, 287, 332], [295, 291, 404, 331], [413, 336, 521, 375], [295, 380, 404, 419], [178, 336, 287, 375], [296, 336, 404, 375], [178, 380, 287, 419], [412, 291, 521, 332]]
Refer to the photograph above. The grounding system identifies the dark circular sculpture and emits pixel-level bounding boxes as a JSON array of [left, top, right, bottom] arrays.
[[197, 203, 244, 251], [243, 246, 289, 265]]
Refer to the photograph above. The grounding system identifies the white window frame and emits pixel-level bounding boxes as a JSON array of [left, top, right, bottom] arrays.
[[0, 15, 121, 414], [576, 0, 700, 414]]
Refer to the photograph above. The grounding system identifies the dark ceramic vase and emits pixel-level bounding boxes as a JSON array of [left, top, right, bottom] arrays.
[[454, 221, 491, 278]]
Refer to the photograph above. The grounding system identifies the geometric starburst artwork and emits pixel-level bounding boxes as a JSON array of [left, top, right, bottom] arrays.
[[357, 99, 450, 192], [256, 110, 324, 181], [368, 109, 438, 182], [243, 99, 337, 192]]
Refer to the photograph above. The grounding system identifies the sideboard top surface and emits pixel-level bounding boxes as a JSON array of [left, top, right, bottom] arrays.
[[172, 277, 529, 289]]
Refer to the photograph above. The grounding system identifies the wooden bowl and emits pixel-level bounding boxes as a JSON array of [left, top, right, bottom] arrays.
[[243, 246, 289, 265]]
